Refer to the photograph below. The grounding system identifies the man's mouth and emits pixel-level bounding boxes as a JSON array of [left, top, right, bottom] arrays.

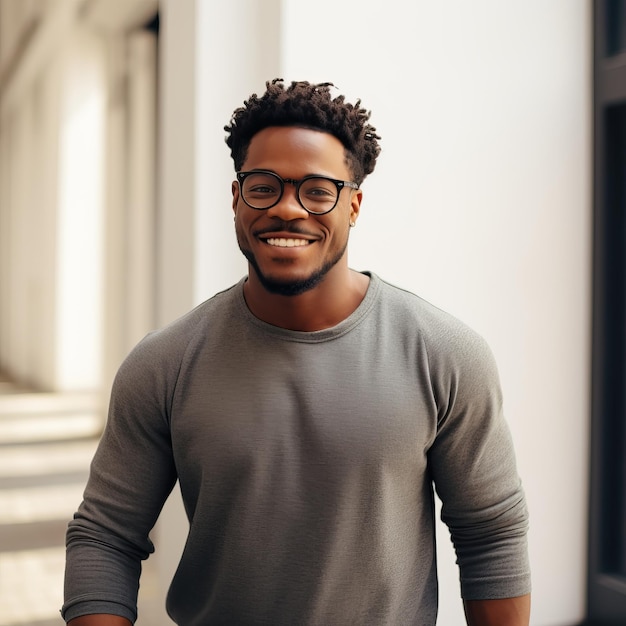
[[264, 238, 312, 248]]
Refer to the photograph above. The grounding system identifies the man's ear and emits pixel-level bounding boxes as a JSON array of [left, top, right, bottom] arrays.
[[232, 181, 239, 213], [349, 189, 363, 226]]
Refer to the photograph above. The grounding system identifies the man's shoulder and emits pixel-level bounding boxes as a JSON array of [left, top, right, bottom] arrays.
[[375, 275, 475, 333], [124, 280, 242, 363], [162, 281, 241, 334], [373, 274, 495, 368]]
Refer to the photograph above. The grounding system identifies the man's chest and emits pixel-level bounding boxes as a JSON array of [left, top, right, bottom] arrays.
[[169, 337, 436, 502]]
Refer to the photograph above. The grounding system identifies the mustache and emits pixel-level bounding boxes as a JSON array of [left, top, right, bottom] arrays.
[[253, 223, 317, 238]]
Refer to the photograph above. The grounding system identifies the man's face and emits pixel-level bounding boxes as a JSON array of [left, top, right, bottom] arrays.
[[232, 126, 362, 296]]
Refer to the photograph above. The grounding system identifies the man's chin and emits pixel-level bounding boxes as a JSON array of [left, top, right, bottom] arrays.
[[255, 272, 324, 297], [240, 243, 346, 297]]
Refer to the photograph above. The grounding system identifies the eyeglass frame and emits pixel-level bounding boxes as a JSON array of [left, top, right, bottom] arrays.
[[235, 170, 359, 215]]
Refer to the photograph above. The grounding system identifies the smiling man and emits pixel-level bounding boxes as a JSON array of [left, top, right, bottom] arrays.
[[63, 80, 531, 625]]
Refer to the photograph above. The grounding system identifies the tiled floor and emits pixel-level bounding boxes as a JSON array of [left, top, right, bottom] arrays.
[[0, 377, 162, 625], [0, 380, 100, 626]]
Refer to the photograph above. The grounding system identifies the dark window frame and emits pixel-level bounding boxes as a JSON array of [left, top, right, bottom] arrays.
[[587, 0, 626, 623]]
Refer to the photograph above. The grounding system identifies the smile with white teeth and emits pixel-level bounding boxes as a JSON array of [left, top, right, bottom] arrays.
[[265, 237, 311, 248]]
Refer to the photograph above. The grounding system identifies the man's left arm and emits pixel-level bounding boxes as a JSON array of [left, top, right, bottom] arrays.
[[464, 595, 531, 626], [427, 326, 531, 616]]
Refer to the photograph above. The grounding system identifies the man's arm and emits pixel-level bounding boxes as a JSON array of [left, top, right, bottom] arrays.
[[68, 617, 132, 626], [63, 333, 180, 623], [464, 594, 531, 626]]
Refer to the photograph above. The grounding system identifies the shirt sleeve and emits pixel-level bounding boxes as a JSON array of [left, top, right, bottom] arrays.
[[62, 332, 180, 623], [425, 325, 531, 600]]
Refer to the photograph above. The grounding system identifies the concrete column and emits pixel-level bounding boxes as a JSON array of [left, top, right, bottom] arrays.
[[54, 32, 106, 391], [126, 31, 157, 348], [101, 29, 159, 401], [0, 0, 105, 392]]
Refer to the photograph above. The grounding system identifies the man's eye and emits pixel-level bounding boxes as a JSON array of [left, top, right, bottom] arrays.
[[300, 178, 337, 200], [248, 185, 278, 194], [308, 187, 333, 196]]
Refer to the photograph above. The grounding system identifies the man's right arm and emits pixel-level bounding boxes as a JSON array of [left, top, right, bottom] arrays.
[[68, 617, 132, 625], [63, 334, 180, 623]]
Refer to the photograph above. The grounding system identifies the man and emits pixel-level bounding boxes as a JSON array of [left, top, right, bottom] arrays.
[[63, 79, 530, 625]]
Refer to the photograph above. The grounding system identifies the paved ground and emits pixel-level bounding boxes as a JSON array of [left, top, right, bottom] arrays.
[[0, 376, 161, 625]]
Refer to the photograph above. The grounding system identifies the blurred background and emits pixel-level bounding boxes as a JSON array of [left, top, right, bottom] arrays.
[[0, 0, 624, 624]]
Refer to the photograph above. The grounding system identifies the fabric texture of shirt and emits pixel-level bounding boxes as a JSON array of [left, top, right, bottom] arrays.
[[63, 272, 530, 625]]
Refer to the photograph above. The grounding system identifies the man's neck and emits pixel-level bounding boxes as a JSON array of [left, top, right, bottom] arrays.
[[242, 268, 370, 332]]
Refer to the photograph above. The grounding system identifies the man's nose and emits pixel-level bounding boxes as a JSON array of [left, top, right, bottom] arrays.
[[266, 185, 309, 220]]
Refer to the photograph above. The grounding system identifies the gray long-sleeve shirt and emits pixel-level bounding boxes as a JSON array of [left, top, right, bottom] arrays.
[[63, 272, 530, 625]]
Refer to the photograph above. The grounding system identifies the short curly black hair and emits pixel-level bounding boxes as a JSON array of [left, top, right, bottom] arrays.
[[224, 79, 381, 186]]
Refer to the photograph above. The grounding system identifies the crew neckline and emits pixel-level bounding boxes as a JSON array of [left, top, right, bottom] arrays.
[[234, 271, 380, 343]]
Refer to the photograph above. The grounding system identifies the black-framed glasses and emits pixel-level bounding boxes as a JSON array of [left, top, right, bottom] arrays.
[[236, 170, 359, 215]]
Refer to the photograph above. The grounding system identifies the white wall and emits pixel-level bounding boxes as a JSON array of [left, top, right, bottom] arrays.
[[155, 1, 591, 624]]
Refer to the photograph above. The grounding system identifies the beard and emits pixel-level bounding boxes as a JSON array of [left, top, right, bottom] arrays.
[[238, 238, 348, 296]]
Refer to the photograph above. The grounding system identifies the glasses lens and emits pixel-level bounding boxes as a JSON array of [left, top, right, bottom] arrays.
[[241, 172, 282, 209], [298, 177, 339, 214]]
